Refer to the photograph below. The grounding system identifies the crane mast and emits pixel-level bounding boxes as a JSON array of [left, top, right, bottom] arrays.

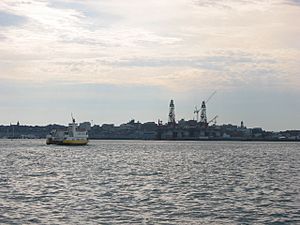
[[200, 101, 207, 124], [168, 99, 176, 124]]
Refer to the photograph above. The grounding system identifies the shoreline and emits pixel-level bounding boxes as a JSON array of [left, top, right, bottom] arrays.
[[2, 138, 299, 142]]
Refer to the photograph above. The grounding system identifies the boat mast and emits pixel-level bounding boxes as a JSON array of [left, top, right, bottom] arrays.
[[71, 113, 76, 137]]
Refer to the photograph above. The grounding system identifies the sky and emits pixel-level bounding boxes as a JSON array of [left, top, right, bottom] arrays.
[[0, 0, 300, 131]]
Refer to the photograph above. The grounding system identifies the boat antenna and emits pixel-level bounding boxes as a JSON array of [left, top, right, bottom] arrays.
[[71, 113, 75, 123]]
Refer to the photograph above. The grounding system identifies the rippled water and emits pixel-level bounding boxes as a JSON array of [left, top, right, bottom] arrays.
[[0, 140, 299, 224]]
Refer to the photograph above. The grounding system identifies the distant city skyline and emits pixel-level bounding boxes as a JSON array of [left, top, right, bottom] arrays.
[[1, 0, 300, 131]]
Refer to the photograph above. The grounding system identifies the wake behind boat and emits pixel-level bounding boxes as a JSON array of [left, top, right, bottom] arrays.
[[46, 117, 88, 145]]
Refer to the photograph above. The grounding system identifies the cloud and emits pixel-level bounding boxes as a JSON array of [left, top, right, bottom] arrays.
[[0, 0, 299, 92], [0, 0, 180, 63], [113, 53, 276, 69], [192, 0, 282, 10]]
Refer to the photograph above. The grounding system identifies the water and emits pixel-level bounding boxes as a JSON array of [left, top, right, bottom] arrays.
[[0, 140, 299, 225]]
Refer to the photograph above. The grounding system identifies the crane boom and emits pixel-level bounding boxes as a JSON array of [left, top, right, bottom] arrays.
[[208, 115, 218, 125], [206, 91, 217, 104]]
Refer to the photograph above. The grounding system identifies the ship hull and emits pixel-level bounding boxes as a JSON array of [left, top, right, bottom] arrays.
[[46, 138, 88, 145], [62, 139, 88, 145]]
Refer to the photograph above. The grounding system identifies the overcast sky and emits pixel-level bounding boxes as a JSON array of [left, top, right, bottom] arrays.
[[0, 0, 300, 131]]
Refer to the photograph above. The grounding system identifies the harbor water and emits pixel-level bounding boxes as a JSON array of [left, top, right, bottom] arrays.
[[0, 140, 299, 224]]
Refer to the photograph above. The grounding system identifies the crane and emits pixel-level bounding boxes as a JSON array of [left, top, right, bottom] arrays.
[[194, 106, 200, 122], [194, 90, 217, 124], [200, 91, 217, 124], [208, 115, 218, 126]]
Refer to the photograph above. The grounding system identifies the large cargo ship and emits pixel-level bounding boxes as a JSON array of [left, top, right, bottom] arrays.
[[46, 117, 88, 145]]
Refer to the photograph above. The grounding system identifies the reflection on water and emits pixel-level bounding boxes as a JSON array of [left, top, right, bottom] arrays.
[[0, 140, 299, 224]]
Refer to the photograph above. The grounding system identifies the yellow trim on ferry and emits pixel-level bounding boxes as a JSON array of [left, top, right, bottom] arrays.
[[62, 139, 88, 145]]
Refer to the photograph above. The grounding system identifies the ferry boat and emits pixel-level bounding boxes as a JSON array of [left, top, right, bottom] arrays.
[[46, 117, 88, 145]]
